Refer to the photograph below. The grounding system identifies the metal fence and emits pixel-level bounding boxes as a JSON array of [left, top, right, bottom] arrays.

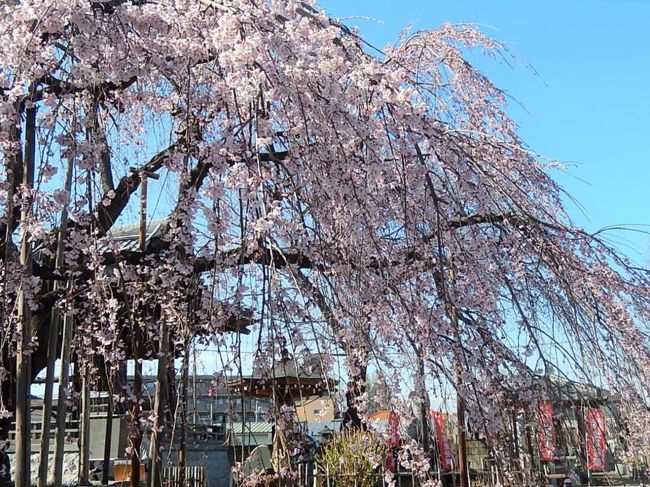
[[161, 465, 208, 487], [294, 463, 532, 487], [296, 463, 419, 487]]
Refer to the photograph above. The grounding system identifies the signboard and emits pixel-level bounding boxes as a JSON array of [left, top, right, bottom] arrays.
[[537, 401, 556, 462], [432, 411, 454, 471], [586, 408, 607, 471]]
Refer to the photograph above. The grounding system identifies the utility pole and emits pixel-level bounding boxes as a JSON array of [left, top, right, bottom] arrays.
[[130, 169, 159, 487], [15, 91, 36, 487]]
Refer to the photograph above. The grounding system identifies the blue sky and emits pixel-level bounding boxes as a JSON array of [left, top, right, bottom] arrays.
[[319, 0, 650, 264]]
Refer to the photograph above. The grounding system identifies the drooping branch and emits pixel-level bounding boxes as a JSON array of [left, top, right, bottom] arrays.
[[291, 269, 369, 429], [190, 210, 554, 276], [193, 244, 314, 274], [31, 201, 568, 291], [35, 75, 138, 105], [293, 269, 340, 335]]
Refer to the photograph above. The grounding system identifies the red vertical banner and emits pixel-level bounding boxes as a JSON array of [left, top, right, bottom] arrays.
[[537, 401, 556, 462], [386, 411, 400, 472], [586, 408, 607, 471], [432, 411, 454, 471], [388, 410, 400, 447]]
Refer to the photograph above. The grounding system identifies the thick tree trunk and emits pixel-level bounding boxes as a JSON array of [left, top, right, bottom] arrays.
[[341, 350, 368, 430]]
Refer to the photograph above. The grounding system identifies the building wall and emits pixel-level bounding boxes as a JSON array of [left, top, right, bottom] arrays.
[[162, 442, 232, 487], [295, 396, 335, 423]]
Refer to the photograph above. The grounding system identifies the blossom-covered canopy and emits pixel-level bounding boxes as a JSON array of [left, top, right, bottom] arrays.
[[1, 0, 650, 473]]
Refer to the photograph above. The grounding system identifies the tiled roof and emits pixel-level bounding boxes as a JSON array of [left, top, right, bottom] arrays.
[[96, 219, 167, 253]]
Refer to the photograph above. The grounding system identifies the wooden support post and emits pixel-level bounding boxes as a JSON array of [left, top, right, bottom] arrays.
[[446, 260, 469, 487], [53, 308, 74, 485], [415, 348, 430, 458], [38, 155, 74, 487], [511, 410, 520, 469], [130, 169, 159, 487], [102, 369, 114, 485], [451, 307, 469, 487], [577, 402, 588, 476], [148, 319, 168, 487], [129, 335, 143, 487], [15, 91, 36, 487], [79, 368, 91, 485], [524, 408, 535, 470], [179, 337, 190, 486], [456, 379, 469, 487]]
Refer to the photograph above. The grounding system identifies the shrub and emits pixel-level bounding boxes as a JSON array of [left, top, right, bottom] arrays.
[[316, 429, 388, 487]]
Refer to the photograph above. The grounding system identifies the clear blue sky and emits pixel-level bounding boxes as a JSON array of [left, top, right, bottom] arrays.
[[319, 0, 650, 263]]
